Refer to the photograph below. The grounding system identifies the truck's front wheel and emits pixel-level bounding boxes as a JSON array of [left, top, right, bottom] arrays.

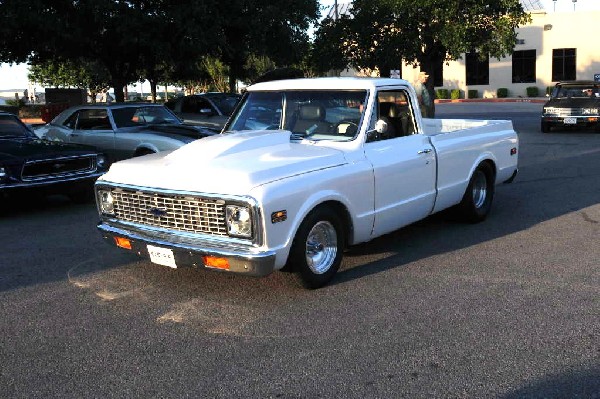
[[288, 207, 345, 289]]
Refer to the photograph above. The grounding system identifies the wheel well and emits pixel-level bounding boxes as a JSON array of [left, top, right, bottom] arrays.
[[134, 147, 155, 157], [478, 159, 497, 182], [312, 200, 353, 247]]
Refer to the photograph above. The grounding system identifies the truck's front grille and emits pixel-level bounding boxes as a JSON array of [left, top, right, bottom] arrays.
[[111, 188, 227, 236], [22, 156, 96, 181]]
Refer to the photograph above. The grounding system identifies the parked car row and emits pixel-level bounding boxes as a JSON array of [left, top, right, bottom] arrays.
[[1, 92, 242, 204]]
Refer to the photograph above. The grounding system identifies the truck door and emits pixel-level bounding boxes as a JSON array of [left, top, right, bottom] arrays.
[[364, 89, 437, 237]]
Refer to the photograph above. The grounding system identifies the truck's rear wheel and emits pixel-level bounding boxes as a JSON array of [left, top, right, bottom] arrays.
[[458, 163, 495, 223], [287, 206, 344, 289]]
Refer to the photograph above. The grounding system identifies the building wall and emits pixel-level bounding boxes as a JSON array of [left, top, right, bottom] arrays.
[[396, 10, 600, 98]]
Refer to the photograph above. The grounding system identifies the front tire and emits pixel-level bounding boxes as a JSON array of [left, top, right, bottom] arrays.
[[287, 206, 345, 289], [458, 163, 495, 223], [541, 121, 551, 133]]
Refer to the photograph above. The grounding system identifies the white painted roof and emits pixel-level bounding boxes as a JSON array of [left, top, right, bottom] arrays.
[[247, 77, 410, 91]]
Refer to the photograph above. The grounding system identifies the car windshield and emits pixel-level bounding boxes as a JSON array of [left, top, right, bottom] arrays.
[[0, 114, 31, 138], [552, 85, 600, 99], [111, 106, 180, 128], [226, 90, 368, 141], [208, 94, 240, 116]]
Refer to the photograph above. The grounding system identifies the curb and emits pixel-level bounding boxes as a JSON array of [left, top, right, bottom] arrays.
[[435, 98, 546, 104]]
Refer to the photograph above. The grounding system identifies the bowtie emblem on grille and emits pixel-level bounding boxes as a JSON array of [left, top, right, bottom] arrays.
[[149, 196, 167, 217], [149, 207, 167, 217], [52, 163, 66, 171]]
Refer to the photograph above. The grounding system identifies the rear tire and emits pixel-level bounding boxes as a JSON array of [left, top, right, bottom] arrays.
[[287, 206, 345, 289], [458, 163, 495, 223]]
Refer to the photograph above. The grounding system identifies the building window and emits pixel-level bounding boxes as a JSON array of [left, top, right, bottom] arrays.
[[512, 50, 536, 83], [466, 52, 489, 85], [552, 48, 576, 81]]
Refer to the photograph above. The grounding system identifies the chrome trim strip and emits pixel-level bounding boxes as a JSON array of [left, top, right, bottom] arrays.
[[1, 172, 103, 189]]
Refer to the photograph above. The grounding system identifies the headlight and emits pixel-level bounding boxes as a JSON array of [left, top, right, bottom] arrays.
[[0, 166, 7, 182], [96, 154, 108, 170], [226, 204, 252, 238], [582, 108, 599, 115], [97, 189, 115, 214], [543, 107, 556, 114]]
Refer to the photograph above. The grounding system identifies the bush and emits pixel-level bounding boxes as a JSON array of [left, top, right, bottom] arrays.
[[6, 98, 26, 108], [467, 89, 478, 99], [450, 89, 461, 99], [19, 105, 44, 119], [497, 88, 509, 98], [435, 89, 449, 99], [526, 86, 539, 97]]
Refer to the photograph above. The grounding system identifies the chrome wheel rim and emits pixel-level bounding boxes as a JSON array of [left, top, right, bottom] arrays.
[[472, 170, 488, 209], [305, 221, 338, 275]]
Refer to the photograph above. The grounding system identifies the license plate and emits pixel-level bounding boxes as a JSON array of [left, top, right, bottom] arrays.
[[147, 245, 177, 268], [564, 117, 577, 124]]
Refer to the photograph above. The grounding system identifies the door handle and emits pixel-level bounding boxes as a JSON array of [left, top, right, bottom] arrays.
[[418, 148, 432, 154], [69, 133, 79, 137]]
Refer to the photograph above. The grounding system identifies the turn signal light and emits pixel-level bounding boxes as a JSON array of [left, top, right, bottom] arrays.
[[203, 256, 230, 270], [114, 237, 132, 250]]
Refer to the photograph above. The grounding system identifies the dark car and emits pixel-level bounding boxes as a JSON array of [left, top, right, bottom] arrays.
[[0, 112, 108, 203], [36, 103, 215, 164], [541, 81, 600, 133], [165, 93, 241, 131]]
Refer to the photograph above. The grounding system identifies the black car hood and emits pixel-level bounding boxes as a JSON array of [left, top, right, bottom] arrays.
[[133, 124, 217, 138], [544, 97, 600, 108], [0, 138, 97, 163]]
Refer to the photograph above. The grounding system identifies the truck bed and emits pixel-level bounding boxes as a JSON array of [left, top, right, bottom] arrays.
[[422, 118, 513, 136]]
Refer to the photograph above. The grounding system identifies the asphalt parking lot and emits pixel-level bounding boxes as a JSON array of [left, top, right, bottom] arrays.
[[1, 101, 599, 398]]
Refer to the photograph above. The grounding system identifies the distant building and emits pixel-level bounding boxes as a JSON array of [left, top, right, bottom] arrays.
[[328, 1, 600, 98]]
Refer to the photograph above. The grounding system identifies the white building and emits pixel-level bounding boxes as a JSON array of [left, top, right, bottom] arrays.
[[331, 0, 600, 98]]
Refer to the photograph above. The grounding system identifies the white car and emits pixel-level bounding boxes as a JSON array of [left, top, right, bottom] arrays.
[[94, 77, 519, 288]]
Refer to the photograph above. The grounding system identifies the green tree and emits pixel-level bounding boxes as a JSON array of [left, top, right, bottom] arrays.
[[217, 0, 319, 92], [28, 59, 111, 103], [313, 0, 531, 116], [0, 0, 222, 102]]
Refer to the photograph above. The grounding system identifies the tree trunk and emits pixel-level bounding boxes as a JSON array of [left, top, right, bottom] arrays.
[[112, 81, 126, 103], [149, 80, 157, 103]]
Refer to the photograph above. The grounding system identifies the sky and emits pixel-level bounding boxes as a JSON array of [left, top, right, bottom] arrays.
[[1, 0, 598, 92]]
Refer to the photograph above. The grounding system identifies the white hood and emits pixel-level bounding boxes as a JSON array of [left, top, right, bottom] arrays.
[[100, 130, 347, 195]]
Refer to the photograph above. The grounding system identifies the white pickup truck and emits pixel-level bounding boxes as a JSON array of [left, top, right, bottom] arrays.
[[95, 78, 518, 288]]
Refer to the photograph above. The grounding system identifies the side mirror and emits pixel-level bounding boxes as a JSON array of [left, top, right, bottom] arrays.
[[366, 119, 389, 142]]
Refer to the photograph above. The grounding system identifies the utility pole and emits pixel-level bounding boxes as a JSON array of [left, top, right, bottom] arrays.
[[334, 0, 338, 20]]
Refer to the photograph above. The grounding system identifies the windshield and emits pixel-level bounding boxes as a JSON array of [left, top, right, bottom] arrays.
[[208, 94, 240, 116], [0, 114, 32, 138], [552, 85, 600, 99], [112, 106, 180, 128], [226, 90, 368, 141]]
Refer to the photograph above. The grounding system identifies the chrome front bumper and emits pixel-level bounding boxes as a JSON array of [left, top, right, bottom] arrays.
[[98, 222, 277, 277]]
